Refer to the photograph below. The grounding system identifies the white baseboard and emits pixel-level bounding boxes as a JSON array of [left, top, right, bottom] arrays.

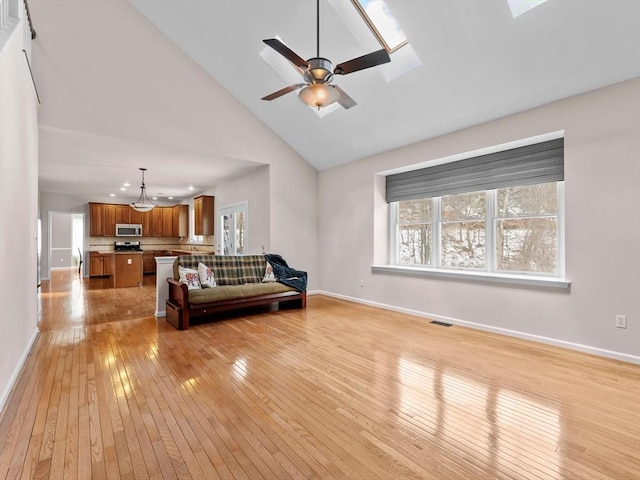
[[0, 328, 40, 414], [316, 291, 640, 365], [155, 311, 166, 318]]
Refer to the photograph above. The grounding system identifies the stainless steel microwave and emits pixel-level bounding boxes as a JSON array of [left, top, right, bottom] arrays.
[[115, 224, 142, 237]]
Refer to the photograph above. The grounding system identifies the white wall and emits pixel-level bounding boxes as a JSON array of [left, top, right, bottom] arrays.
[[38, 191, 88, 278], [318, 78, 640, 362], [207, 163, 318, 288], [209, 165, 270, 255], [50, 213, 73, 268], [0, 19, 40, 408], [267, 151, 319, 290]]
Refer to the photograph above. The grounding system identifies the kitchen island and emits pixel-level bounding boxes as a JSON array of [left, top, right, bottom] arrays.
[[113, 251, 143, 288]]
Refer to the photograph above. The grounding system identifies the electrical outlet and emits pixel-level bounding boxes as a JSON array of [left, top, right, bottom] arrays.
[[615, 315, 627, 329], [360, 279, 364, 287]]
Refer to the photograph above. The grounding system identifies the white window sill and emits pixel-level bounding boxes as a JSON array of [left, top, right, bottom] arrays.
[[371, 265, 570, 289]]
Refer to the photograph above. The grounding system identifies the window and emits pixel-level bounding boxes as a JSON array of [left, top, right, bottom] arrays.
[[440, 192, 486, 269], [188, 208, 203, 244], [352, 0, 408, 53], [495, 182, 559, 273], [388, 138, 565, 279], [393, 182, 562, 276], [397, 198, 432, 265]]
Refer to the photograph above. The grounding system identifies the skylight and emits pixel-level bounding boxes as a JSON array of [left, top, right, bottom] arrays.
[[352, 0, 408, 53], [507, 0, 549, 18]]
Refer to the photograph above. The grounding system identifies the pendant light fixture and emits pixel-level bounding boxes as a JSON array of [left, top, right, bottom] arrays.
[[130, 168, 156, 213]]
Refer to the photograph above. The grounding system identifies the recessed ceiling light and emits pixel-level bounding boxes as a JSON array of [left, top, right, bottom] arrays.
[[168, 196, 174, 200], [120, 187, 126, 191], [109, 193, 116, 197], [152, 197, 158, 200], [188, 186, 194, 191], [123, 182, 130, 187]]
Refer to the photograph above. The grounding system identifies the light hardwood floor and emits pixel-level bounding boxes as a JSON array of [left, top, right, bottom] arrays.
[[0, 269, 638, 479]]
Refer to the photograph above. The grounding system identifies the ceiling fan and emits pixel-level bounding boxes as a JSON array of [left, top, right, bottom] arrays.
[[261, 0, 391, 110]]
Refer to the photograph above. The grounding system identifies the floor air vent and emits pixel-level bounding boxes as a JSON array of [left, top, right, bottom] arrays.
[[431, 320, 453, 327]]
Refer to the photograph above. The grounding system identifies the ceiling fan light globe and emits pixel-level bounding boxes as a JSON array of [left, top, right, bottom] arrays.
[[298, 84, 340, 108]]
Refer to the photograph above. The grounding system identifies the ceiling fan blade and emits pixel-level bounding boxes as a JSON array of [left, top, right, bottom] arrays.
[[261, 84, 306, 101], [263, 39, 308, 69], [334, 49, 391, 75], [332, 85, 357, 109]]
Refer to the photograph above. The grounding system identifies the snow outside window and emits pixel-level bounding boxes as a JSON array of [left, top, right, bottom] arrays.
[[393, 182, 563, 277]]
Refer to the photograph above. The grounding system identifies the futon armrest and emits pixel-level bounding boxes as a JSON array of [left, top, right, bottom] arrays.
[[167, 278, 189, 308]]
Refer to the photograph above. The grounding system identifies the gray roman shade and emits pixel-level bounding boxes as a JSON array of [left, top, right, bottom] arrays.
[[386, 138, 564, 202]]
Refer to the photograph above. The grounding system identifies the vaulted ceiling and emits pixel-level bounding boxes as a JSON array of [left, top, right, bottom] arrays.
[[30, 0, 640, 203]]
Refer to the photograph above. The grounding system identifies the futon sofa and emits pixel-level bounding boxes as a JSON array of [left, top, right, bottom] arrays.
[[166, 254, 306, 330]]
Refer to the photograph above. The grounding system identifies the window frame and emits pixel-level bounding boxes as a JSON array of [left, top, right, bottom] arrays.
[[351, 0, 409, 54], [389, 182, 566, 283], [188, 208, 204, 245]]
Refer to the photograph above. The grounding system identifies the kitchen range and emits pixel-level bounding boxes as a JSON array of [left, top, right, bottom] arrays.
[[113, 241, 143, 288], [114, 241, 143, 252]]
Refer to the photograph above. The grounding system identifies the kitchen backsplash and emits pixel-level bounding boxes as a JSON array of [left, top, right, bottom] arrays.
[[89, 235, 215, 253]]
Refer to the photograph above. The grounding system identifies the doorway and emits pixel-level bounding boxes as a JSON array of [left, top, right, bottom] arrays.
[[217, 202, 248, 255], [49, 212, 84, 272]]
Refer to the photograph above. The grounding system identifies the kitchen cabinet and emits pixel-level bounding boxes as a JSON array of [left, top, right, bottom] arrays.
[[194, 195, 214, 236], [173, 205, 188, 238], [90, 202, 185, 238], [142, 250, 170, 274], [103, 205, 116, 236], [142, 252, 156, 274], [89, 252, 102, 276], [141, 210, 152, 236], [129, 207, 142, 225], [89, 203, 104, 236], [115, 205, 129, 225], [89, 252, 114, 277], [113, 252, 143, 288], [89, 202, 115, 236], [103, 253, 113, 275], [152, 207, 163, 236], [162, 207, 173, 237]]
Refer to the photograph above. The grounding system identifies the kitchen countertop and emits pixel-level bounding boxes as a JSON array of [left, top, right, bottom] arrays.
[[89, 246, 215, 254]]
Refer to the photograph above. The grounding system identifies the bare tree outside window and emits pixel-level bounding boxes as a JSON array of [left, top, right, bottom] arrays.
[[496, 183, 558, 273], [440, 192, 486, 268], [236, 211, 245, 254], [393, 182, 561, 276], [397, 198, 431, 265]]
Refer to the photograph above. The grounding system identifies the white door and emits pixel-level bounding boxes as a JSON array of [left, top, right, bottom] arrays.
[[218, 202, 248, 255]]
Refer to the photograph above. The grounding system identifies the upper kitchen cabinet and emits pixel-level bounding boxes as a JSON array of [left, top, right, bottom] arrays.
[[162, 207, 173, 237], [90, 202, 187, 238], [89, 203, 104, 236], [173, 205, 189, 238], [103, 204, 116, 236], [129, 207, 143, 225], [140, 210, 153, 236], [194, 195, 214, 236], [115, 205, 130, 225], [89, 203, 116, 236], [152, 207, 164, 237]]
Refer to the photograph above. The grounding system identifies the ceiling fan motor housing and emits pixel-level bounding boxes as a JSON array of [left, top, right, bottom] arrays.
[[304, 57, 334, 84]]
